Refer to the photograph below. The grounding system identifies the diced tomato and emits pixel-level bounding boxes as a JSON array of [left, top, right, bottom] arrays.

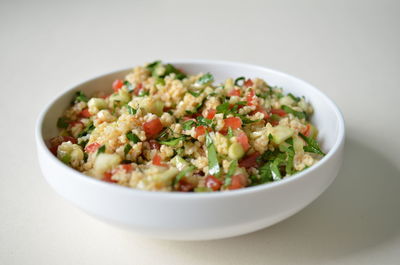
[[223, 117, 242, 130], [206, 109, 216, 119], [195, 125, 206, 138], [163, 106, 173, 112], [228, 174, 246, 190], [103, 171, 117, 183], [134, 82, 143, 95], [79, 108, 91, 118], [143, 118, 163, 138], [85, 142, 101, 153], [69, 121, 84, 128], [100, 94, 110, 99], [122, 164, 133, 172], [244, 79, 253, 87], [205, 175, 223, 191], [228, 89, 241, 97], [252, 106, 270, 119], [237, 132, 250, 152], [177, 179, 195, 192], [112, 79, 123, 92], [49, 136, 77, 155], [148, 139, 161, 150], [247, 89, 256, 106], [152, 154, 168, 167], [238, 152, 260, 168], [302, 124, 311, 137], [270, 108, 287, 117]]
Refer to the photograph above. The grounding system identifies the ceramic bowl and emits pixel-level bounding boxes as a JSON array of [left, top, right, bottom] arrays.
[[36, 60, 345, 240]]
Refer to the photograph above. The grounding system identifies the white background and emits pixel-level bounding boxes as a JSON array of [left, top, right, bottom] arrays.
[[1, 0, 399, 264]]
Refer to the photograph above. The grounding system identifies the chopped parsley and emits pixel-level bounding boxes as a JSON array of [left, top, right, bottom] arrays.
[[97, 145, 106, 155], [126, 131, 140, 143]]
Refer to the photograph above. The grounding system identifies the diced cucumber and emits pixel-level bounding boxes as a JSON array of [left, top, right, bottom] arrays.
[[94, 153, 121, 174], [293, 135, 304, 155], [279, 96, 295, 106], [170, 155, 189, 170], [228, 142, 245, 160], [270, 125, 294, 144], [88, 98, 107, 115]]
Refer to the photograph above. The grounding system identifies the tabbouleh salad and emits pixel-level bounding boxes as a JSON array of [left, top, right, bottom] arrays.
[[49, 61, 325, 192]]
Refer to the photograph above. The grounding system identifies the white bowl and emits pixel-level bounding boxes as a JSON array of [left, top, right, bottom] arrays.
[[35, 60, 345, 240]]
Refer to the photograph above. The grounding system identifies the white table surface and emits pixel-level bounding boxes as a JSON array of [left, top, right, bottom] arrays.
[[1, 0, 399, 264]]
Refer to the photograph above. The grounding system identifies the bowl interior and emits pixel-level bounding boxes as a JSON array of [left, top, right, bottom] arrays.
[[40, 61, 342, 157]]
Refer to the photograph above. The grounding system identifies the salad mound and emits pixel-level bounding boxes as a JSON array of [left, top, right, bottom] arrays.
[[49, 61, 325, 192]]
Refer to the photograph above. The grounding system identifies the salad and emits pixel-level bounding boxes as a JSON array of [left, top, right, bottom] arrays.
[[49, 61, 325, 192]]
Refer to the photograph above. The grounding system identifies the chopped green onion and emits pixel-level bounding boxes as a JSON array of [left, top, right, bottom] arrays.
[[182, 120, 195, 130], [173, 165, 195, 187], [234, 77, 245, 86], [188, 89, 202, 97], [288, 93, 301, 102], [73, 91, 88, 103], [225, 160, 238, 186], [123, 81, 133, 92]]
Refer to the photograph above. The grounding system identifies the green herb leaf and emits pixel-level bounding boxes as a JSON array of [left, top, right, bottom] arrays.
[[188, 89, 203, 97], [206, 133, 220, 176], [299, 133, 325, 155], [124, 144, 132, 155], [126, 105, 137, 115], [196, 116, 212, 127], [216, 102, 230, 115], [195, 73, 214, 87], [288, 93, 300, 102], [225, 160, 238, 186], [173, 165, 196, 187], [138, 90, 149, 97], [77, 122, 95, 137], [123, 81, 134, 92], [234, 77, 245, 86], [57, 117, 69, 129], [159, 136, 186, 146], [164, 64, 186, 80], [227, 127, 234, 138], [126, 131, 140, 143], [73, 91, 89, 103], [281, 105, 306, 119], [182, 120, 195, 130], [97, 145, 106, 155]]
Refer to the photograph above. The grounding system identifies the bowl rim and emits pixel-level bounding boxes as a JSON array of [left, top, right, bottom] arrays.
[[35, 59, 345, 199]]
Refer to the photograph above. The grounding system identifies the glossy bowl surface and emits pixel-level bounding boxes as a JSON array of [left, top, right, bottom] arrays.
[[36, 60, 345, 240]]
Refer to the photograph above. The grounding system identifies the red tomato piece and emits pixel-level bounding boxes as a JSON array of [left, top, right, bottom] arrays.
[[79, 108, 91, 118], [49, 136, 77, 155], [270, 108, 287, 117], [252, 106, 270, 119], [302, 124, 311, 137], [195, 125, 207, 138], [223, 117, 242, 130], [228, 174, 246, 190], [103, 171, 117, 183], [69, 121, 84, 128], [244, 79, 253, 87], [237, 132, 250, 152], [205, 175, 223, 191], [247, 89, 256, 105], [143, 118, 163, 138], [152, 154, 168, 167], [206, 109, 216, 119], [122, 164, 133, 172], [112, 79, 123, 92], [148, 139, 161, 150], [85, 142, 101, 153], [134, 82, 143, 95], [177, 179, 195, 192], [238, 152, 260, 168], [228, 89, 241, 97]]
